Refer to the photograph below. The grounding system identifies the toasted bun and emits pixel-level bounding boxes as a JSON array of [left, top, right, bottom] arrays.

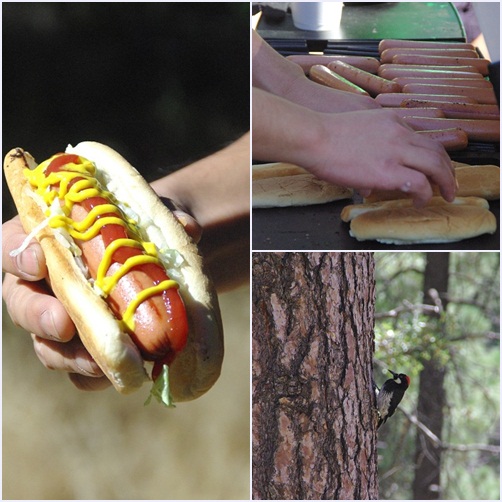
[[252, 163, 353, 208], [342, 196, 496, 244], [454, 165, 500, 200], [4, 143, 223, 402], [341, 196, 490, 222], [364, 164, 500, 203]]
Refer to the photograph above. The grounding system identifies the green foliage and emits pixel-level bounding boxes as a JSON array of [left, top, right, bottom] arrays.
[[374, 252, 500, 500]]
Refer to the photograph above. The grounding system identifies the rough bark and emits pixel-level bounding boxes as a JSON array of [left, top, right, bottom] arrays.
[[412, 253, 449, 499], [252, 252, 378, 500]]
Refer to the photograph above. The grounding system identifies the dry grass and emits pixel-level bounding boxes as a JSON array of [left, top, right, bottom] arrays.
[[2, 286, 250, 499]]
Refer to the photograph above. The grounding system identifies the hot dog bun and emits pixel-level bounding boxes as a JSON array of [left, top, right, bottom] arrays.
[[252, 163, 353, 208], [4, 142, 224, 403], [341, 197, 496, 244], [363, 164, 500, 203]]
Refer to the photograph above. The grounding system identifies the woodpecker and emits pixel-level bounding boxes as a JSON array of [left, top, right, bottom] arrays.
[[376, 370, 410, 429]]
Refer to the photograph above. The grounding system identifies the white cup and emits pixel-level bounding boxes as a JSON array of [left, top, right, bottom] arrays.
[[291, 2, 343, 31]]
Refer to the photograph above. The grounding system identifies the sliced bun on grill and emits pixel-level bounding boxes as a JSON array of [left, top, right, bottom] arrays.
[[341, 196, 496, 244], [253, 163, 352, 208], [364, 164, 499, 203]]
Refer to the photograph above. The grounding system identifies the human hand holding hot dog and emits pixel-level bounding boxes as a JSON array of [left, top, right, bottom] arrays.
[[2, 195, 202, 392], [2, 215, 99, 385], [2, 136, 249, 403], [253, 90, 456, 207], [2, 196, 204, 395]]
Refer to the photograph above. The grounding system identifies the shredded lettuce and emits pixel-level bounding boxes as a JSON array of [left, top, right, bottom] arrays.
[[9, 218, 50, 257], [144, 364, 175, 408]]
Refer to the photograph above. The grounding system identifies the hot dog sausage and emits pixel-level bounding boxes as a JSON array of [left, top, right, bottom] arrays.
[[401, 100, 500, 120], [326, 60, 401, 96], [309, 65, 369, 95], [403, 116, 500, 142], [391, 55, 490, 75], [390, 107, 446, 119], [375, 93, 478, 107], [393, 77, 493, 88], [378, 39, 475, 53], [380, 48, 479, 64], [402, 84, 497, 105], [378, 64, 484, 79], [39, 153, 189, 371], [286, 55, 380, 74], [415, 128, 469, 151]]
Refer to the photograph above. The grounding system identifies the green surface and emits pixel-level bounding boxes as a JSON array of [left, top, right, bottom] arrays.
[[258, 2, 466, 42]]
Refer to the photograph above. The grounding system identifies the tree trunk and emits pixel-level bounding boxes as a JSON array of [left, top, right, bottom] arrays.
[[412, 252, 449, 499], [252, 252, 378, 500]]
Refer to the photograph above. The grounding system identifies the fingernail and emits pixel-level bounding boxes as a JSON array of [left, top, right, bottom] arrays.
[[172, 211, 190, 227], [16, 248, 41, 279], [41, 310, 60, 340], [159, 197, 194, 217], [75, 350, 103, 376]]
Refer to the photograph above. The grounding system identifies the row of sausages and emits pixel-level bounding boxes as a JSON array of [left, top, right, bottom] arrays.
[[287, 38, 500, 148]]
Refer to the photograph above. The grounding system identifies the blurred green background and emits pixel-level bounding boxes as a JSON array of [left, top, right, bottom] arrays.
[[2, 3, 250, 499], [374, 252, 499, 500]]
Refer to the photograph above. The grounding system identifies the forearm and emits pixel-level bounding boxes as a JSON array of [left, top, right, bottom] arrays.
[[252, 29, 305, 96], [252, 88, 323, 166], [151, 133, 250, 292], [252, 30, 379, 112], [282, 74, 380, 112]]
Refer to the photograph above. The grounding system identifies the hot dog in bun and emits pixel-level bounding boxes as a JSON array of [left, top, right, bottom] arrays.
[[4, 142, 224, 407]]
